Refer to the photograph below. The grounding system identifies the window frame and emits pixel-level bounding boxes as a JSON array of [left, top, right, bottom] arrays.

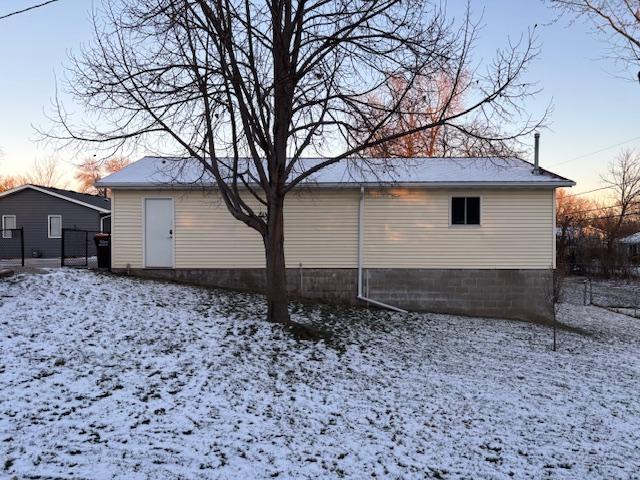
[[449, 195, 482, 227], [48, 214, 63, 239], [2, 215, 16, 239]]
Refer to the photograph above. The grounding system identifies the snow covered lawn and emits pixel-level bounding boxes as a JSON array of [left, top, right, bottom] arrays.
[[1, 269, 639, 479]]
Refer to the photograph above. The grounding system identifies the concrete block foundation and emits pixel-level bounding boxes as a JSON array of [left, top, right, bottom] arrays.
[[115, 267, 554, 324]]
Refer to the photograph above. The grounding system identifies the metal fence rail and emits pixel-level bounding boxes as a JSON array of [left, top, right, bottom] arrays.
[[569, 276, 640, 319], [0, 228, 24, 267], [61, 228, 99, 268], [590, 280, 640, 309]]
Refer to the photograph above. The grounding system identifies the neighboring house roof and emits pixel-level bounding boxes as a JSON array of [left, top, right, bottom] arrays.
[[620, 232, 640, 244], [0, 184, 111, 213], [96, 156, 575, 189]]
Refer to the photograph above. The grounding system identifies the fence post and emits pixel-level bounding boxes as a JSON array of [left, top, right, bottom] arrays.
[[84, 230, 88, 267], [60, 229, 65, 267], [19, 227, 24, 267]]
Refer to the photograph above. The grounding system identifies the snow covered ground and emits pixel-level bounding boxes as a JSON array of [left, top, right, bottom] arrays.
[[1, 269, 639, 479]]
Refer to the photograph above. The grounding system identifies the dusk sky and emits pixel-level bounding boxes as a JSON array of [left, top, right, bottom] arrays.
[[0, 0, 638, 196]]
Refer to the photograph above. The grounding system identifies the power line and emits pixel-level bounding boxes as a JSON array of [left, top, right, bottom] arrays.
[[560, 200, 640, 217], [0, 0, 60, 21], [559, 210, 640, 223], [549, 135, 640, 168], [564, 185, 614, 198]]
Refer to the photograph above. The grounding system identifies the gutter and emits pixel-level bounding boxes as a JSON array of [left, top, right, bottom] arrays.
[[357, 186, 407, 313]]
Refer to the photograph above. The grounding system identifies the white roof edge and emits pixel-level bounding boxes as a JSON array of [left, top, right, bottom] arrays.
[[620, 233, 640, 243], [97, 180, 575, 189], [0, 184, 111, 213]]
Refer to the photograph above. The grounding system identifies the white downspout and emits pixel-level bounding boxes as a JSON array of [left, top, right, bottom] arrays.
[[357, 186, 408, 313]]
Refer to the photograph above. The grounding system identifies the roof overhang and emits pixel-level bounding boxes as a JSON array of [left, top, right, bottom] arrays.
[[620, 236, 640, 244], [98, 180, 576, 189], [0, 184, 111, 213]]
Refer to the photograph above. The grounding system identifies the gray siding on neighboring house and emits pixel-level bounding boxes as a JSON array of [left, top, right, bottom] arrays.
[[0, 189, 104, 259]]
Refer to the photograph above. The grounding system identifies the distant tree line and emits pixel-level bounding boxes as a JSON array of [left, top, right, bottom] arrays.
[[0, 157, 129, 195], [557, 149, 640, 277]]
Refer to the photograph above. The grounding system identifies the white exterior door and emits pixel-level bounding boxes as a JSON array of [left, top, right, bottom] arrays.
[[145, 198, 174, 268]]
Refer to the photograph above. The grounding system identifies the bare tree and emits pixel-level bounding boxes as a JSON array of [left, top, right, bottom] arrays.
[[356, 72, 526, 158], [551, 0, 640, 83], [0, 176, 20, 193], [593, 149, 640, 272], [23, 157, 68, 188], [46, 0, 543, 324], [76, 158, 103, 194], [0, 157, 68, 190], [556, 187, 597, 263], [0, 144, 66, 189], [104, 157, 131, 175], [76, 156, 130, 196], [357, 73, 464, 157]]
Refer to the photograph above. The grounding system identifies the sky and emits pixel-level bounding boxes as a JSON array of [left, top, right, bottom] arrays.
[[0, 0, 638, 196]]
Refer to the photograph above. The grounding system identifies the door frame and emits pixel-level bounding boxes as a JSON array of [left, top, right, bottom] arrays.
[[142, 197, 175, 269]]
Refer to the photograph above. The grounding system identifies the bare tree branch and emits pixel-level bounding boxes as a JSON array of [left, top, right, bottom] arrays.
[[551, 0, 640, 82], [41, 0, 546, 323]]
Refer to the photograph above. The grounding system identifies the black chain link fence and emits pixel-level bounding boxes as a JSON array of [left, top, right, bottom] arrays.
[[61, 229, 100, 268], [0, 228, 24, 267]]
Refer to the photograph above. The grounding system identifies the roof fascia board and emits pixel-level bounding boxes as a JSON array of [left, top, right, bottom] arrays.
[[100, 180, 575, 189], [0, 184, 111, 213]]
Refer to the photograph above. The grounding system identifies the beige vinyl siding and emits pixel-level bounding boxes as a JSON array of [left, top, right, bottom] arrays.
[[362, 188, 554, 269], [281, 189, 359, 267], [111, 188, 359, 269], [174, 190, 263, 268], [111, 187, 554, 270], [111, 190, 144, 269]]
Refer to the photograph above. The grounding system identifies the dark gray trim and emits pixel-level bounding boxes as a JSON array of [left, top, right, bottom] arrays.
[[0, 185, 111, 213]]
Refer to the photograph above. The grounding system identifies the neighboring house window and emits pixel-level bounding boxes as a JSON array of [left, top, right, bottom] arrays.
[[451, 197, 481, 225], [2, 215, 16, 238], [48, 215, 62, 239]]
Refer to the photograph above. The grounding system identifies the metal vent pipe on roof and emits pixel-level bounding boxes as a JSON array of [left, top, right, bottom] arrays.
[[533, 132, 540, 175]]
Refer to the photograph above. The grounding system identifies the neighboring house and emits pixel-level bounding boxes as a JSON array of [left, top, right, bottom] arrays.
[[0, 184, 111, 259], [620, 232, 640, 259], [96, 157, 574, 323]]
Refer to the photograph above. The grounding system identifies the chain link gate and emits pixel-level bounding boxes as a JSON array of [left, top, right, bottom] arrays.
[[61, 228, 100, 268], [0, 227, 25, 267]]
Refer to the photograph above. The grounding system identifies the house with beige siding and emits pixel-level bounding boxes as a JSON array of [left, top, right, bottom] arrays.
[[96, 157, 574, 323]]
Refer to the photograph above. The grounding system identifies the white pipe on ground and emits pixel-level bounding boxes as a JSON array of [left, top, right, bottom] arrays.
[[357, 186, 408, 313]]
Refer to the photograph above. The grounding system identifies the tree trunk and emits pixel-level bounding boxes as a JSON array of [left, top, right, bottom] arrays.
[[264, 197, 290, 324]]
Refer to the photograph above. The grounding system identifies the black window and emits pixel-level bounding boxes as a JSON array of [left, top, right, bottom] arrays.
[[451, 197, 480, 225]]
